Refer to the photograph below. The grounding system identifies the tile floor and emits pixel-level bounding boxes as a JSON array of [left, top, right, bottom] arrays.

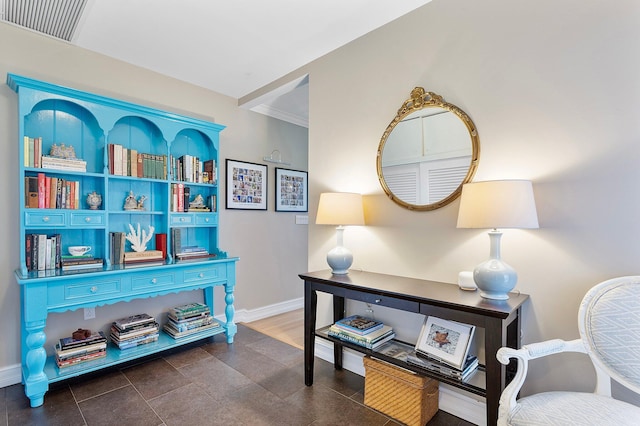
[[0, 324, 473, 425]]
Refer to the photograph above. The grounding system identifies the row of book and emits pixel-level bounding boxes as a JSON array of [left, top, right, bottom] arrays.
[[169, 155, 216, 184], [328, 315, 395, 350], [163, 302, 221, 338], [25, 233, 105, 272], [55, 330, 107, 368], [25, 233, 60, 271], [171, 186, 215, 213], [25, 174, 81, 209], [107, 143, 168, 179]]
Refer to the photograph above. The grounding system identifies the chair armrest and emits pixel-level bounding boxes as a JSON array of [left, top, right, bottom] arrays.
[[496, 339, 585, 425]]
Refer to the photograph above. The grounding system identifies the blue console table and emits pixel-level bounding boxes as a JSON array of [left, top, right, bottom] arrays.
[[16, 258, 237, 407]]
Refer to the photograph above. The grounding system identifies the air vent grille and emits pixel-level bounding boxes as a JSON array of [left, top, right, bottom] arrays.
[[2, 0, 87, 41]]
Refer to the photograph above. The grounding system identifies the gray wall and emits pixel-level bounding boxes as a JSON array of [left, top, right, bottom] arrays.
[[293, 0, 639, 399], [0, 22, 308, 376]]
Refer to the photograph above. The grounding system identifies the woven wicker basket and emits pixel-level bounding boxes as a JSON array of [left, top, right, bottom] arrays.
[[363, 356, 439, 426]]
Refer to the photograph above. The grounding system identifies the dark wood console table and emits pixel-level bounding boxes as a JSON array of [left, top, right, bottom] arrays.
[[300, 269, 529, 426]]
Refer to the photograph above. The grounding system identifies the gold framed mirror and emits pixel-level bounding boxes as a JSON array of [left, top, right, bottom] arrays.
[[376, 87, 480, 211]]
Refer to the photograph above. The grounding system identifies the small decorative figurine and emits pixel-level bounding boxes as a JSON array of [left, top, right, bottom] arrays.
[[86, 191, 102, 210], [123, 191, 147, 211], [189, 194, 205, 209], [125, 223, 155, 252], [49, 143, 77, 159]]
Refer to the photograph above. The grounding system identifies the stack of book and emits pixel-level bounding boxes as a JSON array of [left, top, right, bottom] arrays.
[[61, 255, 103, 272], [55, 331, 107, 368], [174, 245, 215, 262], [41, 155, 87, 172], [123, 250, 165, 268], [163, 302, 220, 339], [406, 353, 479, 381], [328, 315, 395, 350], [110, 313, 159, 350]]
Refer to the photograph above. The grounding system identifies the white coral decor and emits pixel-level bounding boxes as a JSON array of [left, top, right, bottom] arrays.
[[125, 223, 155, 252]]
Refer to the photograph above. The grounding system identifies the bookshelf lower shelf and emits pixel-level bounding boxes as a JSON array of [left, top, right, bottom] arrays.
[[315, 326, 486, 396], [44, 326, 225, 383]]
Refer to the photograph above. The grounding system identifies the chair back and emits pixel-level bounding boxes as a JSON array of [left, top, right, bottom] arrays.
[[579, 276, 640, 394]]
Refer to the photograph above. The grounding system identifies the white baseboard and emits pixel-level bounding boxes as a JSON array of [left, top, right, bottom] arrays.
[[0, 363, 22, 388], [315, 338, 486, 426], [219, 297, 303, 324]]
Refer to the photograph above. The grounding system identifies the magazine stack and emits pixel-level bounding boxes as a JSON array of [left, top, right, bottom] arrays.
[[55, 330, 107, 368], [110, 313, 160, 350], [163, 302, 220, 339], [328, 315, 395, 350], [408, 316, 478, 381]]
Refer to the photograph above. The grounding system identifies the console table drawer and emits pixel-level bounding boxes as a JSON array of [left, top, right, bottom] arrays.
[[70, 212, 105, 227], [25, 211, 66, 227], [170, 214, 193, 225], [183, 264, 227, 283], [63, 279, 121, 301], [132, 273, 175, 290], [344, 289, 419, 312], [195, 214, 218, 226]]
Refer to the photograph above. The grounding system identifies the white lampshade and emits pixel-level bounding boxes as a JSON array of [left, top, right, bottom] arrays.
[[316, 192, 364, 274], [316, 192, 365, 226], [457, 180, 538, 300], [457, 180, 539, 230]]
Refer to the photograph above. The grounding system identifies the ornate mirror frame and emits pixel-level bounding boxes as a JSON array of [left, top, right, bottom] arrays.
[[376, 87, 480, 211]]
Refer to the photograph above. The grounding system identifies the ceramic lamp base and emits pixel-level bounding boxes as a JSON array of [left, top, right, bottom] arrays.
[[473, 230, 517, 300], [327, 245, 353, 275]]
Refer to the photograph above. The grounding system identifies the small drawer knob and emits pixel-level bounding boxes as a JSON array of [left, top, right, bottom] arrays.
[[151, 278, 157, 284], [375, 299, 382, 304], [180, 217, 185, 222], [205, 218, 209, 223], [199, 273, 204, 278], [90, 286, 98, 293], [85, 217, 91, 223], [42, 216, 50, 222]]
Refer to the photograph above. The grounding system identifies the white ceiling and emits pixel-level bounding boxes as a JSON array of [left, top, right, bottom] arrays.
[[2, 0, 432, 126]]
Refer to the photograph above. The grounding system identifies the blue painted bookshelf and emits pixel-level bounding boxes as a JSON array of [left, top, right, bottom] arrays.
[[9, 74, 238, 408]]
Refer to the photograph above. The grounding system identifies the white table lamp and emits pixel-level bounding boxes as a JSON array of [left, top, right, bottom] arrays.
[[316, 192, 365, 274], [457, 180, 539, 300]]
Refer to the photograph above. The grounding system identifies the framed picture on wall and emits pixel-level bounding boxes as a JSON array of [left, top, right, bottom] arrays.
[[275, 168, 308, 212], [225, 159, 267, 210]]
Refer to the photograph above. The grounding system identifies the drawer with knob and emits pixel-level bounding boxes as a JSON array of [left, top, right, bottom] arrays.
[[183, 264, 227, 284], [132, 273, 175, 291]]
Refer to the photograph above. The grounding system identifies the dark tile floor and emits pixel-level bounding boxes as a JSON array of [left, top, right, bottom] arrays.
[[0, 324, 474, 425]]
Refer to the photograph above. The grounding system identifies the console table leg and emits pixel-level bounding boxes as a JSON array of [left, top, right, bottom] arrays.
[[304, 282, 317, 386], [223, 285, 236, 343], [24, 321, 48, 407], [333, 295, 345, 370]]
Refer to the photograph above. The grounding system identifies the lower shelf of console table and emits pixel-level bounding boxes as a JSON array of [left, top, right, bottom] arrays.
[[16, 257, 238, 408], [45, 326, 226, 383]]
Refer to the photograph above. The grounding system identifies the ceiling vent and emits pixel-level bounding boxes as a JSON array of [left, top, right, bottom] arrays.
[[1, 0, 87, 41]]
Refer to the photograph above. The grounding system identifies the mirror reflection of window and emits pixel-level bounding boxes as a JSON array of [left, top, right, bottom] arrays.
[[382, 109, 472, 205]]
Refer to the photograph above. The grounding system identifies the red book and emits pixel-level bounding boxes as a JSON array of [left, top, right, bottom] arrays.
[[44, 177, 51, 208], [37, 173, 46, 208], [177, 183, 184, 212], [155, 233, 167, 259]]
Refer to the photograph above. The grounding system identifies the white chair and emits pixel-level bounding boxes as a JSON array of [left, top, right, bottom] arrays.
[[496, 276, 640, 426]]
